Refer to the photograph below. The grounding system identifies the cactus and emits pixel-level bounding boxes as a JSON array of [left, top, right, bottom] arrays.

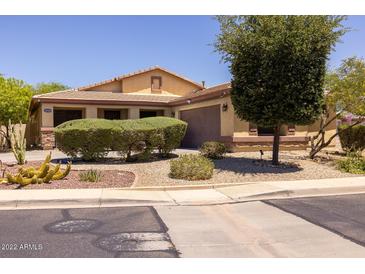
[[52, 162, 71, 180], [9, 120, 26, 165], [4, 153, 71, 187], [37, 164, 50, 179]]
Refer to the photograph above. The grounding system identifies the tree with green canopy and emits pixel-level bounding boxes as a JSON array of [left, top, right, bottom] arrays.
[[214, 15, 347, 164], [33, 82, 69, 95], [309, 57, 365, 158], [0, 75, 33, 148]]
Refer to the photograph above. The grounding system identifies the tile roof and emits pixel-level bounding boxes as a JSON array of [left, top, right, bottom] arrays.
[[76, 66, 204, 91], [32, 82, 232, 107], [169, 82, 231, 106], [34, 90, 179, 104]]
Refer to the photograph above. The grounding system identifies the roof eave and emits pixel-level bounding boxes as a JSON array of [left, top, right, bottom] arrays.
[[168, 88, 231, 107], [33, 97, 170, 107]]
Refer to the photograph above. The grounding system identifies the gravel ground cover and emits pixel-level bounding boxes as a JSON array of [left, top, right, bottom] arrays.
[[0, 161, 135, 189], [1, 150, 361, 189], [62, 151, 362, 187]]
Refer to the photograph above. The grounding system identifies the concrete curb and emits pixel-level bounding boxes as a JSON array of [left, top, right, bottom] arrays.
[[0, 180, 365, 209], [130, 181, 252, 191]]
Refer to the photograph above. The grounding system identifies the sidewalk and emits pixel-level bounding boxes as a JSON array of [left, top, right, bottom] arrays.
[[0, 176, 364, 209]]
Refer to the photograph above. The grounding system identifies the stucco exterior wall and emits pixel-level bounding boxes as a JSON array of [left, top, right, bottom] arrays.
[[233, 115, 250, 137], [122, 69, 201, 96]]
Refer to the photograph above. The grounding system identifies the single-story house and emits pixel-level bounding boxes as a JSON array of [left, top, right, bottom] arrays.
[[28, 66, 337, 151]]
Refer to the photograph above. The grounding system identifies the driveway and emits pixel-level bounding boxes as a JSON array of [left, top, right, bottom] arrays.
[[157, 201, 365, 257], [265, 194, 365, 247]]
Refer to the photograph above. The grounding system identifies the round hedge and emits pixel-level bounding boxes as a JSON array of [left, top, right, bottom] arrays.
[[169, 154, 214, 180], [54, 117, 187, 161]]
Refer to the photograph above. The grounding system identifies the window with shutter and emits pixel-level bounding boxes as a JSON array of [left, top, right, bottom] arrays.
[[151, 76, 162, 93]]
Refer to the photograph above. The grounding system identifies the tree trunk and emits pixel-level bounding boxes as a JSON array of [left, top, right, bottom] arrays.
[[272, 125, 280, 165], [5, 125, 11, 149]]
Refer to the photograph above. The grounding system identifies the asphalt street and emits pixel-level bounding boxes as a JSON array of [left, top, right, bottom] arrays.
[[0, 206, 178, 258], [265, 193, 365, 247], [1, 194, 365, 257]]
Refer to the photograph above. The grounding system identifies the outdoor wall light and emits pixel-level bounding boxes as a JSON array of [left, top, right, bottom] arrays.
[[222, 103, 228, 112], [187, 99, 192, 104]]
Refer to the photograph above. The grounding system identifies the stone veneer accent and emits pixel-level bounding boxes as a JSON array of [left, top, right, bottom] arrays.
[[40, 128, 55, 150]]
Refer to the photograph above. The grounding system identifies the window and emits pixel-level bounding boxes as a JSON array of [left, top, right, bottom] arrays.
[[104, 110, 121, 120], [54, 109, 83, 127], [140, 110, 164, 118], [257, 126, 275, 136], [151, 76, 162, 93]]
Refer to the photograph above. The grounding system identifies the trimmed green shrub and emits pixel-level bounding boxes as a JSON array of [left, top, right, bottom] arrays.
[[339, 125, 365, 153], [337, 155, 365, 174], [55, 119, 115, 161], [200, 141, 227, 159], [169, 154, 214, 180], [111, 119, 158, 161], [54, 117, 187, 161], [143, 117, 187, 157]]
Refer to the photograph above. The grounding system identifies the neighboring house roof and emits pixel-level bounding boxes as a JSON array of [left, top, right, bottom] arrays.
[[77, 66, 204, 91]]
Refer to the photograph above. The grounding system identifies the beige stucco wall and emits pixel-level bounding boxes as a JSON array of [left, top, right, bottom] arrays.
[[83, 69, 201, 97], [40, 103, 171, 128], [233, 115, 250, 137], [122, 69, 201, 96]]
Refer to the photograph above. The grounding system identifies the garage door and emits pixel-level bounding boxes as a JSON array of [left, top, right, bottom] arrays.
[[180, 105, 221, 148]]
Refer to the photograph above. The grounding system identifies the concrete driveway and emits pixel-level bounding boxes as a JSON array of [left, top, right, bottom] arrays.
[[157, 201, 365, 257]]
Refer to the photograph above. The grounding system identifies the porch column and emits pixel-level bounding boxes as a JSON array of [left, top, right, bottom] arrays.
[[129, 108, 140, 119], [40, 127, 55, 150], [86, 106, 98, 118]]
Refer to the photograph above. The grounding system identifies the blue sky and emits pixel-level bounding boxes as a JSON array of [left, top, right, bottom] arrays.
[[0, 16, 364, 88]]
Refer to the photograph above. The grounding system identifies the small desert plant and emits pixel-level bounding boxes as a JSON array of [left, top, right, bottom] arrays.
[[338, 125, 365, 153], [200, 141, 227, 159], [337, 153, 365, 174], [169, 154, 214, 180], [79, 169, 103, 182], [9, 120, 26, 165]]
